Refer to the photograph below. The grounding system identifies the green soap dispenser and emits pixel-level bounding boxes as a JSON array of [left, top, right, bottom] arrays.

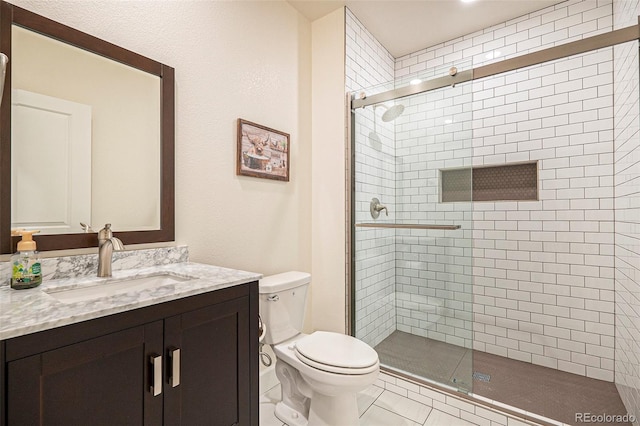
[[10, 229, 42, 290]]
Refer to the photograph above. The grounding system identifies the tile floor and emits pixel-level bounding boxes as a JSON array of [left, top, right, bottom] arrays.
[[375, 331, 630, 426], [260, 382, 479, 426]]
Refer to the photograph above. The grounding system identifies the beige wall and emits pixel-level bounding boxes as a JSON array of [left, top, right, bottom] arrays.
[[311, 8, 347, 333], [9, 1, 351, 335], [11, 0, 313, 281]]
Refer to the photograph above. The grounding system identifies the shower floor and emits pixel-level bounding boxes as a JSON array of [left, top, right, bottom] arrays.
[[374, 331, 630, 426]]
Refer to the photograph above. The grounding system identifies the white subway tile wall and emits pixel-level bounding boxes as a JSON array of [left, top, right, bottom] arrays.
[[613, 0, 640, 421], [395, 0, 613, 85], [394, 82, 474, 348], [466, 47, 616, 381], [346, 9, 398, 347]]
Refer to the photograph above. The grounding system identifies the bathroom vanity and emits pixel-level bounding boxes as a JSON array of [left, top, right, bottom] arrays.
[[0, 262, 261, 426]]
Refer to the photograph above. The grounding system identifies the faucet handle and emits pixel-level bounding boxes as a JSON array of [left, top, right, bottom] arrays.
[[111, 237, 125, 251], [98, 223, 113, 240]]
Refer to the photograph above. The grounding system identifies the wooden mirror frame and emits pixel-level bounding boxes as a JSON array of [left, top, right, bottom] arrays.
[[0, 1, 175, 254]]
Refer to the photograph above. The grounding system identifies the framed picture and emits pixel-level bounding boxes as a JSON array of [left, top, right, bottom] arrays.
[[237, 119, 290, 181]]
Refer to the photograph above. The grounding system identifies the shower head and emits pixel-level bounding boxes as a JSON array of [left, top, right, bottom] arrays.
[[368, 131, 383, 151], [0, 53, 7, 106], [368, 130, 382, 145], [381, 104, 404, 122], [374, 103, 405, 122]]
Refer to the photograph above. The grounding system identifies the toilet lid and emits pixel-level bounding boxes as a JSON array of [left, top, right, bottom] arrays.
[[294, 331, 378, 369]]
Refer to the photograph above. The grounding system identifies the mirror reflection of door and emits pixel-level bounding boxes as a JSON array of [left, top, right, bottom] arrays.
[[11, 89, 91, 234], [11, 24, 161, 235]]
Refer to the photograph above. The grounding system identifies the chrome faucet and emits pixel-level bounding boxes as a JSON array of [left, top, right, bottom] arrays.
[[97, 223, 125, 277]]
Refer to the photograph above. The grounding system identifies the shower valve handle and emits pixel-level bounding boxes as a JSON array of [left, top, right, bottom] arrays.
[[375, 205, 388, 215], [370, 198, 388, 219]]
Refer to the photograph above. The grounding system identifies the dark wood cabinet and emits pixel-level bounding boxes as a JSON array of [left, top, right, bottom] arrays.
[[0, 281, 258, 426], [164, 296, 252, 425], [7, 322, 164, 426]]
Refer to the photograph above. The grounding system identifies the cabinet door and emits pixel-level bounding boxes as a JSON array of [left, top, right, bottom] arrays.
[[164, 296, 252, 426], [6, 321, 163, 426]]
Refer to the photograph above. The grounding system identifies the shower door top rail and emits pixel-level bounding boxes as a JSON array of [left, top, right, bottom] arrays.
[[351, 23, 639, 110], [355, 223, 461, 230]]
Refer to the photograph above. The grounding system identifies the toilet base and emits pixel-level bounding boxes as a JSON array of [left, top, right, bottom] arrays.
[[275, 393, 360, 426], [275, 401, 308, 426], [308, 392, 359, 426]]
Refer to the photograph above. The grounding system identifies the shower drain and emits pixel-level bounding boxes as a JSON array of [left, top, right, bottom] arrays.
[[473, 372, 491, 382]]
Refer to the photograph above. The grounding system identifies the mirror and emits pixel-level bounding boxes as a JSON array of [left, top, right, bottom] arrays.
[[12, 25, 161, 235], [0, 1, 175, 253]]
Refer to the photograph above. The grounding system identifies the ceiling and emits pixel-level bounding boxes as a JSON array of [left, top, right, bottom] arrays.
[[288, 0, 566, 58]]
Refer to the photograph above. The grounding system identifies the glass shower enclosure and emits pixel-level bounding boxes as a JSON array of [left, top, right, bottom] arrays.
[[351, 76, 474, 393]]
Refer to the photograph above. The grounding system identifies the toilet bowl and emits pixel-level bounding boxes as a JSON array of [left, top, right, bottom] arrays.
[[259, 272, 380, 426]]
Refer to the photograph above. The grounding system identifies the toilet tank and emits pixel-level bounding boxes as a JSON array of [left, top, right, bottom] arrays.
[[259, 271, 311, 345]]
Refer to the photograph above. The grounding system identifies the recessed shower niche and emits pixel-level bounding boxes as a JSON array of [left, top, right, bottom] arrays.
[[441, 162, 538, 203]]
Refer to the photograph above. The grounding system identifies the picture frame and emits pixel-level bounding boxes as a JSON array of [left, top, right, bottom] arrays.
[[237, 119, 290, 181]]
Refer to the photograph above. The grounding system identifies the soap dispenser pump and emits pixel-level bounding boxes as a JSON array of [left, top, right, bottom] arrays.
[[10, 229, 42, 290]]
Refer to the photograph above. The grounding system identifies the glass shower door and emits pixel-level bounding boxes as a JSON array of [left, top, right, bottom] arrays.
[[352, 81, 474, 393]]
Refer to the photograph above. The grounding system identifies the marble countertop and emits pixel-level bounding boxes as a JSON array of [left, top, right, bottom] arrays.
[[0, 262, 262, 340]]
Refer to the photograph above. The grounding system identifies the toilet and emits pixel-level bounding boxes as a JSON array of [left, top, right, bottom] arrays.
[[259, 271, 380, 426]]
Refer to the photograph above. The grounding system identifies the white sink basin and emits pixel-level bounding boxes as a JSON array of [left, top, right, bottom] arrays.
[[45, 272, 195, 304]]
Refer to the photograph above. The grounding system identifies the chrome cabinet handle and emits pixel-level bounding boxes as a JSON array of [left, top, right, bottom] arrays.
[[169, 348, 181, 387], [150, 355, 162, 396]]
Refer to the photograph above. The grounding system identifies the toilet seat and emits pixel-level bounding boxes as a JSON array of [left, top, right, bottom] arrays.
[[293, 331, 379, 375]]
